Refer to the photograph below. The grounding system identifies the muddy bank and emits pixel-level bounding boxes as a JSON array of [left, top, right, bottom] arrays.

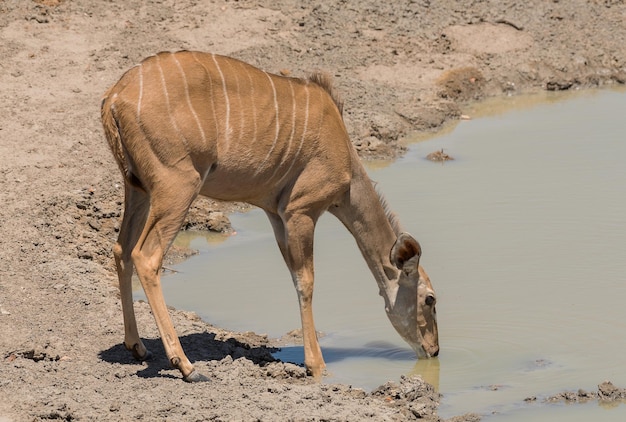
[[1, 0, 625, 420]]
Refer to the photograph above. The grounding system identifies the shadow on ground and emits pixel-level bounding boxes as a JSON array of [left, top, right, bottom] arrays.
[[99, 332, 279, 379]]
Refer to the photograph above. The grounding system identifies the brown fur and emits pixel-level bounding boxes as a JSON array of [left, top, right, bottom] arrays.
[[308, 71, 344, 116]]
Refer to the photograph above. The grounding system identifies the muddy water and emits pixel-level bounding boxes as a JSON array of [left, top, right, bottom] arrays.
[[136, 88, 626, 419]]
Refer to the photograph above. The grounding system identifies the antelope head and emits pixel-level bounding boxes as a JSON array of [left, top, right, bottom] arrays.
[[386, 233, 439, 358]]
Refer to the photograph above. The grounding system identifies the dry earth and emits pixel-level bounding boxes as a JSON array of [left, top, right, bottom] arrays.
[[1, 0, 625, 421]]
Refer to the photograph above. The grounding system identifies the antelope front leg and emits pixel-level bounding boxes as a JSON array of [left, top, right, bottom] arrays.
[[296, 269, 325, 378], [283, 213, 325, 378]]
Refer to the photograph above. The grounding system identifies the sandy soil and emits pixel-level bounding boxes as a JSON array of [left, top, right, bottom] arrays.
[[1, 0, 625, 420]]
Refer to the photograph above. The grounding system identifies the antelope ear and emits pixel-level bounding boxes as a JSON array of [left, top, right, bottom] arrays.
[[390, 232, 422, 271]]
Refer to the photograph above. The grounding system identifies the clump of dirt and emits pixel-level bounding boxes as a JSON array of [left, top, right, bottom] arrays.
[[185, 197, 252, 233], [437, 67, 486, 101], [544, 381, 626, 404], [427, 149, 455, 162], [5, 349, 62, 363], [372, 375, 441, 420]]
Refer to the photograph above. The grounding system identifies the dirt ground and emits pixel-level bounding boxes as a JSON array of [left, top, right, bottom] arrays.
[[1, 0, 625, 421]]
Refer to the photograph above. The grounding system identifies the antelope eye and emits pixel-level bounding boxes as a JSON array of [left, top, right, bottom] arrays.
[[425, 295, 436, 306]]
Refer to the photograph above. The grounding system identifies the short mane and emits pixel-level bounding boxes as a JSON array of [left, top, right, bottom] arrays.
[[377, 190, 403, 236], [308, 71, 344, 116]]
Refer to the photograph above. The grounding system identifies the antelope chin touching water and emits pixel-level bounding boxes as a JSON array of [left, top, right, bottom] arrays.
[[101, 51, 439, 382]]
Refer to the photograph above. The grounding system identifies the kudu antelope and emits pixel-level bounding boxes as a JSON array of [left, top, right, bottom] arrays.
[[101, 51, 438, 382]]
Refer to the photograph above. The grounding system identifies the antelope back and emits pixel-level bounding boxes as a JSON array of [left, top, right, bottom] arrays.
[[104, 51, 351, 201]]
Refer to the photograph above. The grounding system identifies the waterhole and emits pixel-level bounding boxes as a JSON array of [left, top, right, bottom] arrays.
[[135, 88, 626, 420]]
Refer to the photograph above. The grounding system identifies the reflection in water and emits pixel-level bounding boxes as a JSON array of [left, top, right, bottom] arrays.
[[410, 358, 441, 391], [275, 342, 416, 365], [173, 229, 231, 250]]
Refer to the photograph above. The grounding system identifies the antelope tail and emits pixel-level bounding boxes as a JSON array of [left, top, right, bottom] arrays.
[[100, 92, 142, 190]]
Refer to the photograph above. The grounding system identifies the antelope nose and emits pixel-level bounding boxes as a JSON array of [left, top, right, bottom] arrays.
[[432, 348, 439, 357]]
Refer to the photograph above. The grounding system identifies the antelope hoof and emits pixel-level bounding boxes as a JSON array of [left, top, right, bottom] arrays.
[[183, 370, 211, 383], [306, 365, 325, 381], [127, 343, 153, 361]]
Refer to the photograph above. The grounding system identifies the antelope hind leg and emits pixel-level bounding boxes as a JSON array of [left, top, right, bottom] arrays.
[[131, 179, 209, 382], [132, 221, 209, 382], [114, 184, 152, 361]]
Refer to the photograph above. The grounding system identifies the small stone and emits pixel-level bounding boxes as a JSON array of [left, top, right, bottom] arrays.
[[426, 149, 454, 162]]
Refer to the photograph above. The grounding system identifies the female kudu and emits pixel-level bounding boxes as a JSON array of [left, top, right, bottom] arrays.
[[101, 51, 438, 382]]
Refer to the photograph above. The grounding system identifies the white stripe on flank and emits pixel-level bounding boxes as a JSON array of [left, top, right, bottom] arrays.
[[191, 52, 219, 139], [229, 61, 245, 148], [253, 71, 280, 177], [313, 87, 324, 143], [211, 54, 231, 145], [276, 81, 310, 185], [172, 54, 207, 147], [156, 55, 188, 150], [269, 79, 297, 181], [136, 63, 143, 121], [242, 65, 258, 148]]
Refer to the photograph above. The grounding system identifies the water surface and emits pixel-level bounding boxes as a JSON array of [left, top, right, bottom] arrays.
[[136, 88, 626, 419]]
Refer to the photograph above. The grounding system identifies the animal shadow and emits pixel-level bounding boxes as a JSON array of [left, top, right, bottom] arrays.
[[99, 332, 279, 380]]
